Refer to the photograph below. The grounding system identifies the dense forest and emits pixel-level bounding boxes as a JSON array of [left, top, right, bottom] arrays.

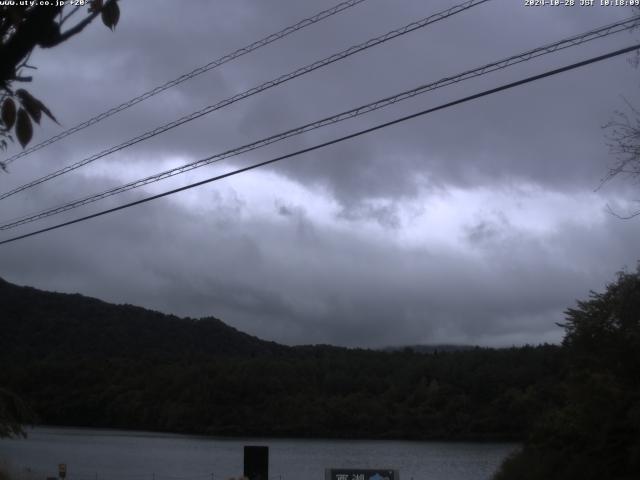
[[1, 268, 639, 480], [0, 277, 564, 440], [494, 267, 640, 480]]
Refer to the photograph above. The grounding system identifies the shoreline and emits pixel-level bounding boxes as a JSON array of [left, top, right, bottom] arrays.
[[10, 424, 524, 445]]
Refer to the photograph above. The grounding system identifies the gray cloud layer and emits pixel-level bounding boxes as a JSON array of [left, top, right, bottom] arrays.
[[1, 0, 639, 347]]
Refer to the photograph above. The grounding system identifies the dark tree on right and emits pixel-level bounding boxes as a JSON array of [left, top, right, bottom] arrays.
[[494, 266, 640, 480]]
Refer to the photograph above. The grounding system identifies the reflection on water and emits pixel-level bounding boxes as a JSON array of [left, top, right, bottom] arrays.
[[0, 427, 517, 480]]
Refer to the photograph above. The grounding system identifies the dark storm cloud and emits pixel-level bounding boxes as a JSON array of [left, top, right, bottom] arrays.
[[1, 0, 639, 346], [2, 177, 638, 348], [8, 0, 637, 201]]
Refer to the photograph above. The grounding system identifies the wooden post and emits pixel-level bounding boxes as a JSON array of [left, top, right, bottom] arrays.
[[243, 446, 268, 480]]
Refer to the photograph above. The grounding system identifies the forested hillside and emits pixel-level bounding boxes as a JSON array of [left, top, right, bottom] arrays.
[[0, 277, 564, 440], [0, 277, 287, 360], [495, 268, 640, 480]]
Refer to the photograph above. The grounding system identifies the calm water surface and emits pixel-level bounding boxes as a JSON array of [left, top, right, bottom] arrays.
[[0, 427, 517, 480]]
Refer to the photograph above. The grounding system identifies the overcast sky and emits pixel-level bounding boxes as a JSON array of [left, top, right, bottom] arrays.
[[1, 0, 639, 347]]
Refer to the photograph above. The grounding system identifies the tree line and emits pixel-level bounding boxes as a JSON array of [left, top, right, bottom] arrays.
[[0, 277, 563, 441], [1, 266, 639, 479]]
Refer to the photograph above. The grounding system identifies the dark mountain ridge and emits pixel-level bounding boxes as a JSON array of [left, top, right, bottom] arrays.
[[0, 276, 564, 441], [0, 277, 288, 360]]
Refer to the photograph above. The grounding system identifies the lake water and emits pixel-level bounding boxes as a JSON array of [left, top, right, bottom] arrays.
[[0, 427, 517, 480]]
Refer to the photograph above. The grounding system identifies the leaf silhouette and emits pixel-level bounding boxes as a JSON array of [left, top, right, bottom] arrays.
[[101, 1, 120, 31], [16, 108, 33, 148], [15, 89, 58, 125], [2, 98, 16, 130], [16, 89, 41, 124], [39, 101, 58, 124]]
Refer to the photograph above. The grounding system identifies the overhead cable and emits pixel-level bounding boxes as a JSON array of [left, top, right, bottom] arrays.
[[0, 0, 491, 201], [1, 42, 638, 246], [2, 15, 638, 231], [1, 0, 370, 166]]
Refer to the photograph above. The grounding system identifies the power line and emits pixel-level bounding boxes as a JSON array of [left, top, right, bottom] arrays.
[[0, 0, 491, 201], [1, 0, 370, 167], [1, 43, 638, 247], [2, 15, 638, 231]]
